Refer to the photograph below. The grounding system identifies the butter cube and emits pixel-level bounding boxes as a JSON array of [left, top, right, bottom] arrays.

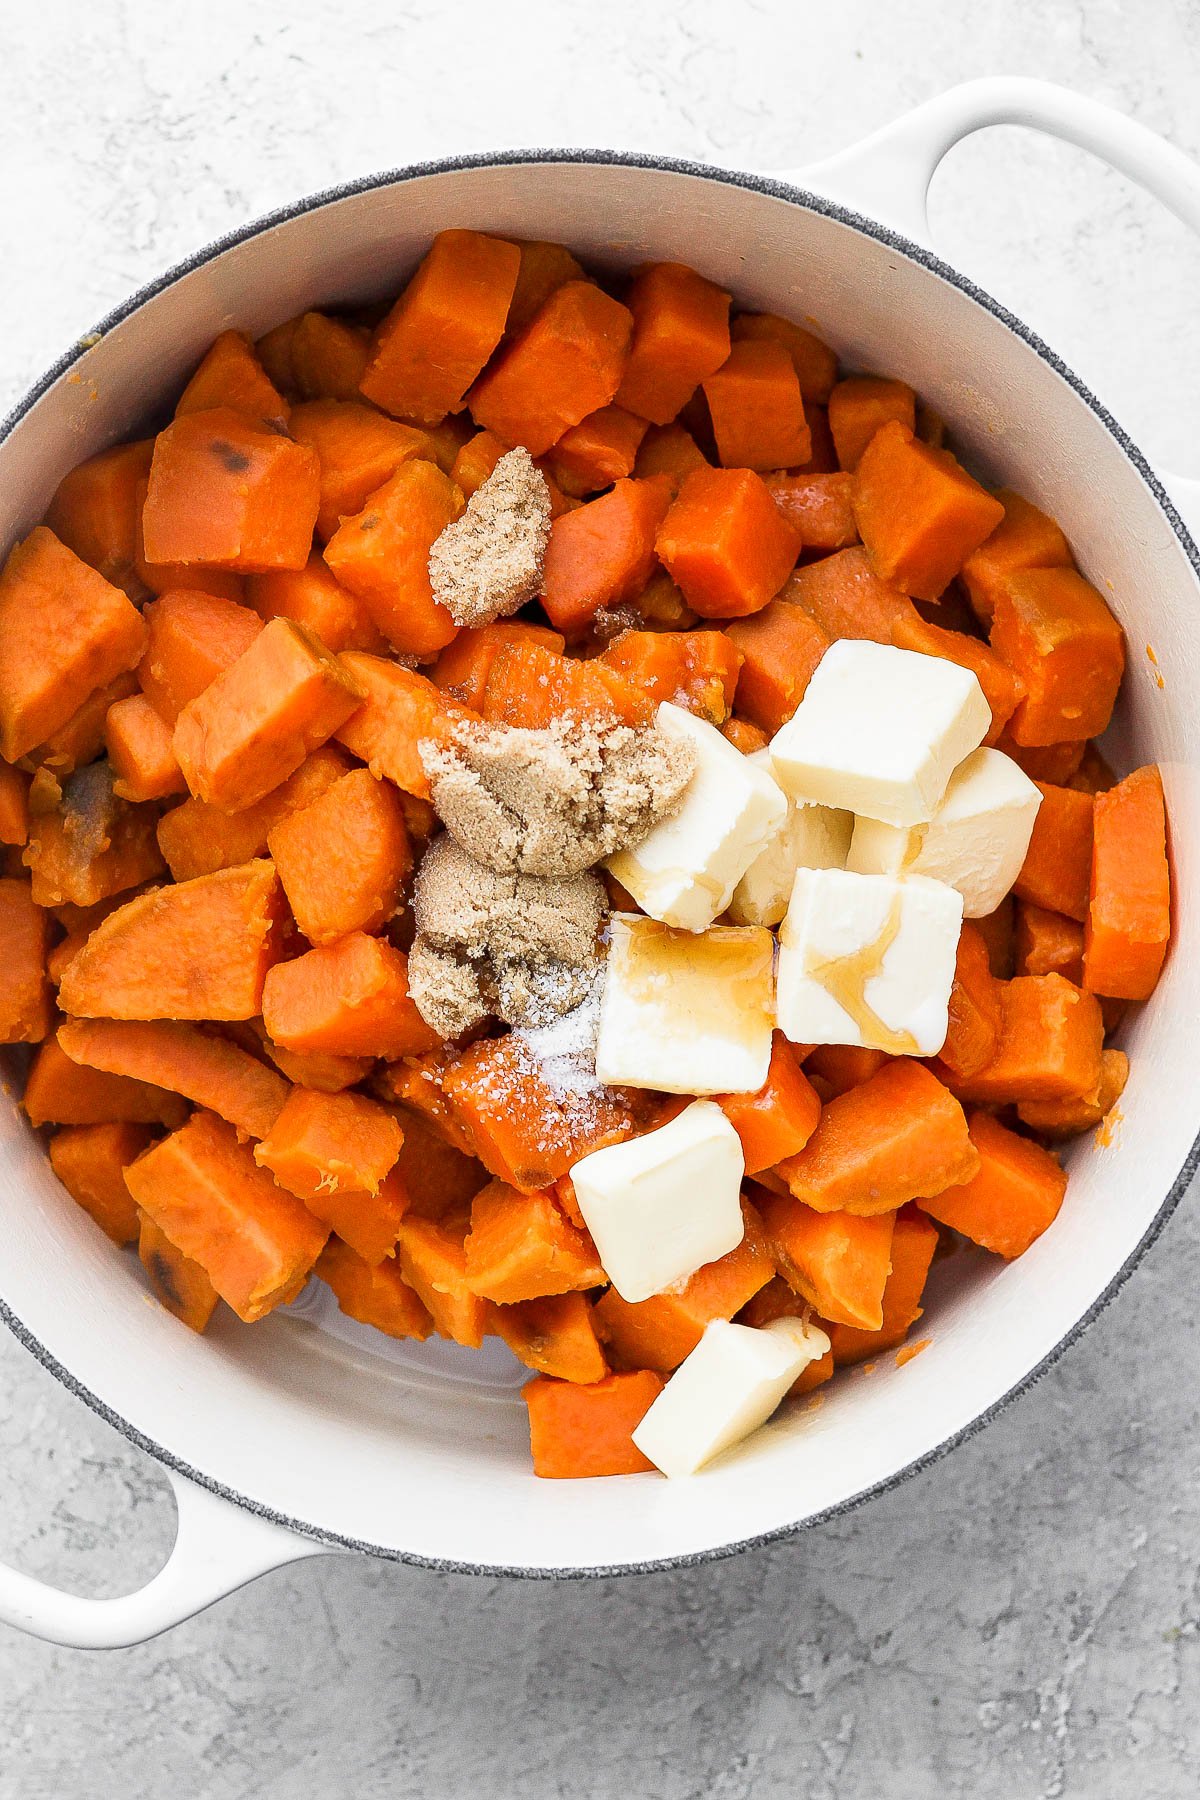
[[631, 1316, 831, 1477], [729, 752, 853, 927], [570, 1100, 745, 1303], [607, 702, 787, 931], [847, 746, 1042, 917], [595, 912, 775, 1094], [769, 640, 991, 826], [776, 866, 963, 1055]]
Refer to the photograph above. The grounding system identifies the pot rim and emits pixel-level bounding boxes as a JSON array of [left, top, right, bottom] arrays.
[[2, 146, 1196, 1579]]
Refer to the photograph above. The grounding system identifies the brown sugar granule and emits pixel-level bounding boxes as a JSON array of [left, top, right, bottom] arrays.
[[427, 447, 551, 628], [420, 714, 697, 879], [408, 833, 606, 1037]]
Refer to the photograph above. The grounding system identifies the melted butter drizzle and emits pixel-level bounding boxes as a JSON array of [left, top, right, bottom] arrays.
[[804, 892, 921, 1056]]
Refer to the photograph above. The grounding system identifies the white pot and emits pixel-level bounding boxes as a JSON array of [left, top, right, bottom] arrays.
[[2, 78, 1199, 1649]]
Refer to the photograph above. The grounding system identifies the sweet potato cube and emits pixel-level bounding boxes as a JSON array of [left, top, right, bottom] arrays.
[[1018, 1046, 1129, 1138], [431, 620, 565, 712], [324, 458, 463, 659], [105, 694, 186, 802], [0, 527, 147, 762], [730, 312, 837, 405], [156, 744, 351, 882], [262, 930, 439, 1060], [255, 1086, 404, 1264], [853, 421, 1005, 601], [782, 544, 911, 644], [57, 1015, 289, 1142], [175, 330, 289, 430], [550, 405, 649, 495], [960, 488, 1073, 624], [173, 617, 364, 812], [124, 1110, 328, 1322], [48, 1119, 153, 1245], [142, 407, 320, 573], [540, 476, 672, 636], [0, 878, 51, 1042], [633, 421, 710, 496], [655, 466, 800, 618], [1084, 764, 1170, 1000], [918, 1110, 1067, 1259], [827, 375, 916, 472], [826, 1209, 938, 1364], [45, 439, 154, 596], [335, 653, 477, 799], [1015, 903, 1084, 985], [468, 280, 634, 456], [359, 230, 521, 423], [58, 859, 285, 1021], [383, 1102, 488, 1216], [600, 629, 742, 726], [717, 1035, 822, 1173], [289, 399, 435, 542], [524, 1370, 663, 1478], [1013, 781, 1094, 922], [22, 762, 164, 909], [137, 589, 263, 725], [703, 339, 811, 471], [493, 1292, 607, 1384], [755, 1190, 896, 1332], [951, 973, 1104, 1104], [393, 1211, 489, 1347], [24, 1035, 185, 1128], [938, 923, 1002, 1081], [316, 1234, 433, 1339], [765, 471, 860, 551], [138, 1212, 220, 1333], [480, 640, 653, 730], [725, 597, 829, 733], [267, 767, 410, 945], [990, 566, 1125, 745], [288, 312, 370, 403], [245, 551, 383, 654], [463, 1180, 604, 1305], [614, 262, 731, 426]]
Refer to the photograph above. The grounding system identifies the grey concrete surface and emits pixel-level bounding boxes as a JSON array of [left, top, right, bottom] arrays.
[[2, 2, 1200, 1793]]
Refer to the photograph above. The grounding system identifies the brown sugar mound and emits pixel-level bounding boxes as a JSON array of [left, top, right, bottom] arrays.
[[427, 447, 551, 628], [408, 834, 606, 1037], [420, 714, 697, 878]]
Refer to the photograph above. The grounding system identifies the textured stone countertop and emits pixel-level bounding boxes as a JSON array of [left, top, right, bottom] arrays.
[[2, 3, 1200, 1795]]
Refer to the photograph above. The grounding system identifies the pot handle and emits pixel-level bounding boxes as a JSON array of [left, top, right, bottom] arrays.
[[0, 1467, 329, 1649], [782, 76, 1200, 534]]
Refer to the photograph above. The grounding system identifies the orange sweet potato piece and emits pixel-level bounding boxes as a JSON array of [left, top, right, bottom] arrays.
[[105, 694, 186, 803], [335, 653, 478, 799], [480, 640, 653, 730], [48, 1119, 153, 1244], [917, 1110, 1067, 1258], [950, 973, 1103, 1104], [1016, 902, 1084, 984], [1084, 764, 1170, 1000], [23, 763, 164, 908], [463, 1180, 605, 1304], [765, 471, 860, 551], [703, 339, 811, 471], [613, 262, 731, 426], [633, 421, 711, 500], [316, 1234, 433, 1339], [592, 1204, 774, 1370], [267, 767, 410, 945], [430, 621, 565, 711], [938, 923, 1002, 1081], [469, 280, 634, 455], [58, 859, 285, 1021], [393, 1211, 489, 1346], [997, 736, 1086, 787], [655, 466, 800, 618], [142, 408, 320, 573], [717, 1035, 821, 1173], [540, 476, 672, 636], [1018, 1045, 1128, 1138], [262, 930, 439, 1060], [382, 1101, 488, 1217], [22, 673, 137, 782], [827, 375, 916, 472], [288, 313, 370, 403], [24, 1035, 185, 1128], [730, 312, 837, 405], [124, 1109, 327, 1321], [755, 1189, 896, 1331], [0, 528, 147, 763], [600, 628, 742, 726], [990, 567, 1125, 745], [449, 427, 507, 499], [57, 1015, 288, 1141], [631, 570, 698, 630], [505, 241, 586, 336], [1013, 781, 1094, 921], [376, 1047, 477, 1154], [0, 877, 51, 1042], [0, 764, 30, 845], [288, 398, 435, 541], [724, 597, 829, 733], [245, 551, 384, 654], [975, 896, 1016, 981], [255, 1086, 404, 1263], [138, 1211, 220, 1332], [524, 1369, 663, 1478], [776, 1060, 977, 1215], [781, 544, 910, 645], [176, 329, 289, 429], [803, 1045, 888, 1098], [323, 459, 463, 658], [157, 743, 351, 881], [360, 230, 520, 422], [825, 1208, 938, 1365], [549, 404, 649, 495], [960, 488, 1073, 625], [261, 1041, 371, 1094], [45, 439, 154, 597], [173, 617, 364, 812], [494, 1291, 607, 1384], [853, 421, 1004, 601], [130, 474, 247, 604], [138, 588, 263, 725]]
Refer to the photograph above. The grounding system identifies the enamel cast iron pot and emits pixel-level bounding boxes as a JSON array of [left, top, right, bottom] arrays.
[[1, 78, 1199, 1648]]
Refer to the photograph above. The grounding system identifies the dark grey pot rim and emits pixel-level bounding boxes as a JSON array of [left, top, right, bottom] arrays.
[[1, 147, 1196, 1583]]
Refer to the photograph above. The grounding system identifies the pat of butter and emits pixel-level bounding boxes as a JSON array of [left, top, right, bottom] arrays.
[[729, 751, 853, 927], [631, 1316, 831, 1477], [846, 746, 1042, 918], [607, 702, 787, 931], [595, 912, 775, 1094], [776, 866, 963, 1056], [570, 1099, 745, 1304], [768, 639, 991, 827]]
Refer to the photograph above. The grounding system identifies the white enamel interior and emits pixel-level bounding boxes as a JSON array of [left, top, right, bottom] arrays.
[[0, 159, 1196, 1574]]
